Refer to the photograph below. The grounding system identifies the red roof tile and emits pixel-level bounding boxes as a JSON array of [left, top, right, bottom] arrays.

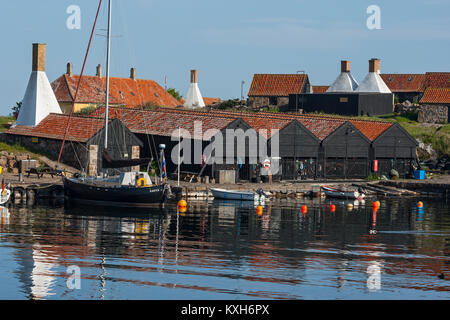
[[178, 97, 221, 106], [248, 74, 309, 97], [420, 87, 450, 104], [380, 74, 425, 92], [312, 86, 329, 93], [203, 97, 221, 105], [92, 107, 238, 140], [6, 114, 106, 142], [151, 108, 393, 141], [51, 74, 180, 108], [422, 72, 450, 90], [210, 110, 394, 141]]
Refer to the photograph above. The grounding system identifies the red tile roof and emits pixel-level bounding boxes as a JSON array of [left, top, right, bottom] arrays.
[[51, 74, 180, 108], [92, 107, 238, 140], [422, 72, 450, 90], [152, 108, 393, 141], [419, 87, 450, 104], [312, 86, 329, 93], [178, 97, 221, 106], [6, 114, 106, 142], [380, 74, 426, 92], [248, 74, 309, 97], [211, 110, 394, 141], [203, 97, 221, 105]]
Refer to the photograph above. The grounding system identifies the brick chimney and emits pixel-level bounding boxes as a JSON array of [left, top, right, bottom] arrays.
[[369, 58, 380, 73], [130, 67, 136, 80], [341, 60, 351, 73], [32, 43, 46, 72], [190, 70, 198, 83], [66, 62, 73, 76], [96, 64, 102, 78]]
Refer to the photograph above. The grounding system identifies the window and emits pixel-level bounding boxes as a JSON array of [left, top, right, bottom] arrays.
[[340, 97, 348, 103]]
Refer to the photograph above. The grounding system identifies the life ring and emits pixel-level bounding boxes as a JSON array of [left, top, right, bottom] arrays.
[[137, 178, 147, 187], [263, 159, 271, 169]]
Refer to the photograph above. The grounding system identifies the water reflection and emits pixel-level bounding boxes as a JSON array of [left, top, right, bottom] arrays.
[[0, 197, 448, 300]]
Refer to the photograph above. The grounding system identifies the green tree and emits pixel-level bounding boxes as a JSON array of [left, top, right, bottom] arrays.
[[11, 101, 22, 116], [167, 88, 183, 101]]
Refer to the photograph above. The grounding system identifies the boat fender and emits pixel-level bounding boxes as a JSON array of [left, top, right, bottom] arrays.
[[137, 178, 147, 187]]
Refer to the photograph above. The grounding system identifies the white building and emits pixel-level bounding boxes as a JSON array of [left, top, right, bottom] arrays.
[[15, 43, 62, 127], [184, 70, 205, 108]]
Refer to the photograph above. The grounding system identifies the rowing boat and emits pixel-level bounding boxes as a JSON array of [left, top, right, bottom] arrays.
[[321, 185, 365, 200]]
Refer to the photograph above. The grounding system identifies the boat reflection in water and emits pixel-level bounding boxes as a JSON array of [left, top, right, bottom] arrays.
[[0, 197, 449, 299]]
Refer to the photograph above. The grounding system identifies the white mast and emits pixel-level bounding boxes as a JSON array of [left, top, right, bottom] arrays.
[[104, 0, 112, 149]]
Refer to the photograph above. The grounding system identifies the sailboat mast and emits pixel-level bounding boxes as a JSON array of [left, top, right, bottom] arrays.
[[104, 0, 112, 149]]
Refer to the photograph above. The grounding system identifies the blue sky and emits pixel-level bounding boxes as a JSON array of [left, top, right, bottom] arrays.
[[1, 0, 449, 115]]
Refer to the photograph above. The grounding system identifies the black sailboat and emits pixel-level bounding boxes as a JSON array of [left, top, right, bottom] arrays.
[[62, 0, 168, 206]]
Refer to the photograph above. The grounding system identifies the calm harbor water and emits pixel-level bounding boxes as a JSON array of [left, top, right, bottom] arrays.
[[0, 197, 448, 300]]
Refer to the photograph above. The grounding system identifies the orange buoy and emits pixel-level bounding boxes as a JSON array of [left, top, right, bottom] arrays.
[[372, 201, 380, 208], [330, 204, 336, 212], [256, 205, 263, 216], [178, 199, 187, 207], [178, 206, 187, 213], [417, 201, 423, 208], [301, 205, 307, 214]]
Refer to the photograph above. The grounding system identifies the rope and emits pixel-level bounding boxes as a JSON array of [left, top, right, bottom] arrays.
[[58, 0, 103, 163]]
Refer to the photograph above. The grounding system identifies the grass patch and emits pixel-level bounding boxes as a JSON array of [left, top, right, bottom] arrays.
[[0, 116, 15, 132]]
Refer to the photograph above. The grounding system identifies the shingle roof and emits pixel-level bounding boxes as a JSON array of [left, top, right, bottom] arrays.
[[420, 87, 450, 104], [380, 74, 426, 92], [51, 74, 180, 108], [5, 114, 106, 142], [248, 74, 309, 97]]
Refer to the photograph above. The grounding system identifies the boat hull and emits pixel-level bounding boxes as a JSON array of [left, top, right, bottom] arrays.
[[321, 186, 365, 200], [63, 177, 167, 206], [210, 188, 264, 202]]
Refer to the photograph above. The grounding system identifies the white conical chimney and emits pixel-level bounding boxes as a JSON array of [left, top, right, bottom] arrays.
[[355, 58, 391, 93], [326, 60, 359, 92], [15, 43, 62, 127], [184, 70, 205, 108]]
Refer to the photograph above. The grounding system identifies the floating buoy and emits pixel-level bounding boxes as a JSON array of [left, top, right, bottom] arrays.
[[417, 201, 423, 208], [372, 201, 380, 208], [178, 206, 187, 213], [178, 199, 187, 208], [330, 204, 336, 212], [346, 203, 353, 211], [256, 205, 263, 216], [301, 205, 307, 214]]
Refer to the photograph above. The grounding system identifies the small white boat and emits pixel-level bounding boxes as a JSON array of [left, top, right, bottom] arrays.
[[321, 185, 365, 200], [0, 188, 10, 205], [210, 188, 267, 203]]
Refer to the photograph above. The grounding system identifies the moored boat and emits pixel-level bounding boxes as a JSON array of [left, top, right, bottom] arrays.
[[59, 0, 168, 207], [321, 185, 365, 200], [210, 187, 267, 203], [64, 172, 168, 207]]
